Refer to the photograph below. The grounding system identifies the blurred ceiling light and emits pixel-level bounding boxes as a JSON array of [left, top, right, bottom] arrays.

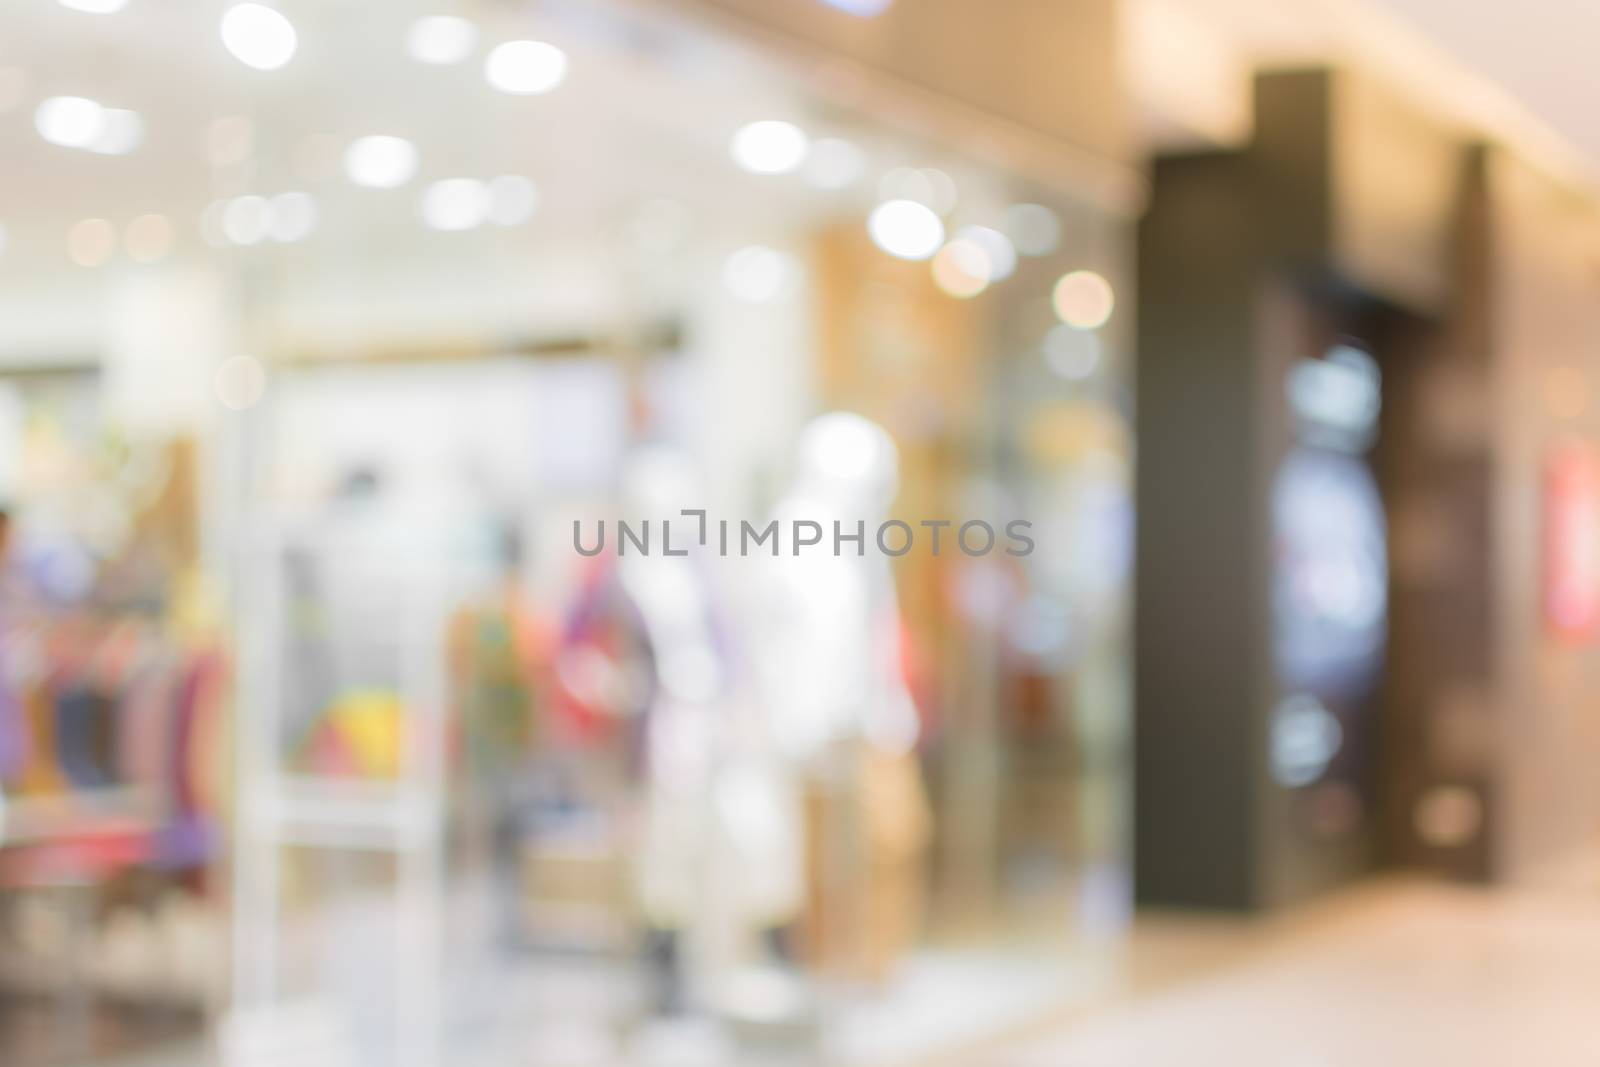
[[93, 109, 143, 155], [221, 3, 298, 71], [268, 191, 316, 242], [124, 213, 173, 263], [803, 137, 865, 189], [344, 134, 418, 188], [730, 120, 808, 175], [486, 174, 538, 226], [222, 195, 270, 245], [36, 95, 106, 149], [802, 411, 893, 484], [215, 354, 267, 411], [1043, 323, 1101, 379], [57, 0, 129, 12], [722, 245, 796, 303], [484, 40, 567, 95], [820, 0, 893, 14], [67, 218, 116, 266], [955, 225, 1016, 281], [1052, 269, 1115, 329], [421, 178, 490, 231], [1003, 202, 1061, 256], [868, 198, 943, 260], [931, 238, 992, 298], [407, 15, 478, 65]]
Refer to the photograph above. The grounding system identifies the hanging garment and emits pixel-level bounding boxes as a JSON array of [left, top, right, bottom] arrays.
[[13, 684, 66, 796], [55, 683, 116, 789], [0, 665, 23, 781], [117, 653, 178, 786]]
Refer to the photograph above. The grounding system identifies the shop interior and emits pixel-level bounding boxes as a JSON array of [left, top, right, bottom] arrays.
[[0, 2, 1131, 1065]]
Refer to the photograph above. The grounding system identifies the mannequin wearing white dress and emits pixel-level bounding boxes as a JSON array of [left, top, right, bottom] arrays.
[[614, 446, 727, 1013], [751, 413, 929, 981]]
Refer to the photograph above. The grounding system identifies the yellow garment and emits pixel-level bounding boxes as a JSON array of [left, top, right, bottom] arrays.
[[14, 687, 66, 796], [324, 690, 404, 778]]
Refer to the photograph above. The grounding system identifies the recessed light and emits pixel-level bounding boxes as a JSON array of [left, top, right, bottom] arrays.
[[343, 135, 419, 189], [221, 3, 298, 71], [485, 40, 567, 95]]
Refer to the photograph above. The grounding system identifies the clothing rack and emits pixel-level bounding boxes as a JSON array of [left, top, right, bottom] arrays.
[[0, 609, 221, 880]]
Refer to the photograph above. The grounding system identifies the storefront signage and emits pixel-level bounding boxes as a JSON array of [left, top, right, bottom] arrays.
[[1544, 441, 1600, 639]]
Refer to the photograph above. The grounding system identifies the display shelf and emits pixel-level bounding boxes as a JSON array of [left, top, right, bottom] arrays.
[[1, 787, 162, 847], [245, 778, 441, 852], [229, 521, 449, 1067]]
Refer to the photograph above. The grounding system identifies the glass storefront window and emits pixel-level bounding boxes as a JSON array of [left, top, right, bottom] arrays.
[[0, 2, 1132, 1064]]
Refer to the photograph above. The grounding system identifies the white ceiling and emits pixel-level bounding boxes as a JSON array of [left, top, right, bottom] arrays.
[[0, 0, 1046, 360], [10, 0, 1592, 268], [0, 0, 987, 270], [1131, 0, 1600, 189], [1366, 0, 1600, 165]]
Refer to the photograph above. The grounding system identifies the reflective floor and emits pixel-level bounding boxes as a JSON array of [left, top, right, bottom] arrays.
[[976, 869, 1600, 1067], [62, 863, 1600, 1067]]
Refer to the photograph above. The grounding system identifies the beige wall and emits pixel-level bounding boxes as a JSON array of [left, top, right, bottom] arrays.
[[1488, 151, 1600, 880]]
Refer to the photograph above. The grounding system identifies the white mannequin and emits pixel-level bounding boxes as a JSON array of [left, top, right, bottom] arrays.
[[614, 446, 725, 1011], [759, 412, 919, 763], [747, 412, 929, 982]]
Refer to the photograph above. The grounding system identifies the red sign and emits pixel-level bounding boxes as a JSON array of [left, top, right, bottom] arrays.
[[1545, 442, 1600, 639]]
